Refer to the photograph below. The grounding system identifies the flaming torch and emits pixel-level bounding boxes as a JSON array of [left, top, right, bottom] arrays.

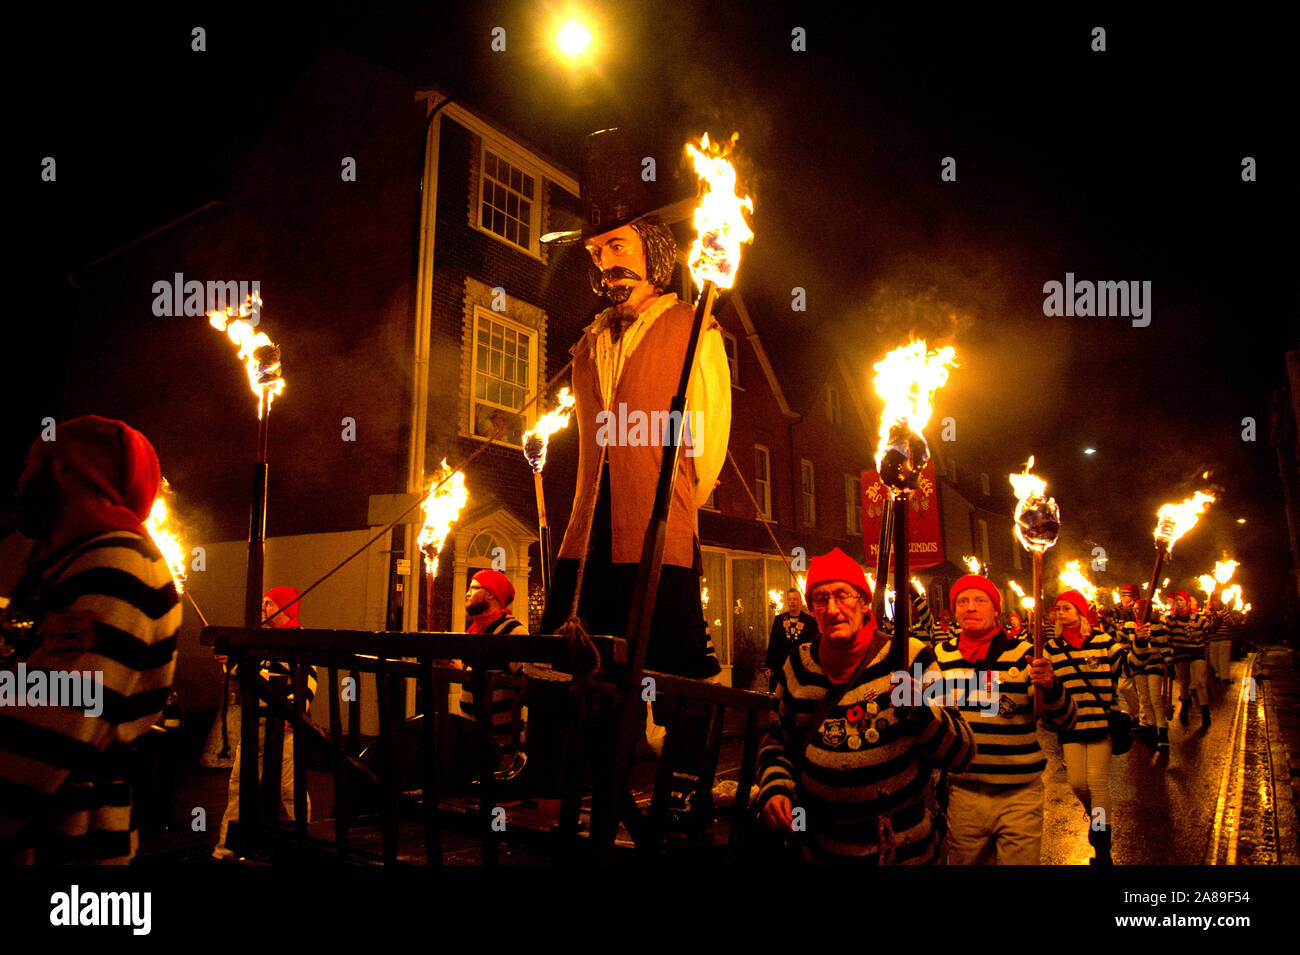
[[1138, 490, 1214, 713], [962, 555, 983, 575], [1207, 557, 1239, 611], [873, 341, 957, 674], [1138, 491, 1215, 626], [522, 387, 575, 593], [1009, 579, 1034, 612], [209, 292, 285, 630], [1010, 457, 1061, 713], [417, 459, 469, 625]]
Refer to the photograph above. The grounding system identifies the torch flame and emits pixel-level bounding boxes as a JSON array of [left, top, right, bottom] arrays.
[[1059, 560, 1097, 603], [872, 340, 957, 473], [1009, 456, 1060, 552], [522, 387, 576, 473], [962, 555, 981, 574], [1010, 580, 1026, 598], [208, 291, 284, 419], [1222, 584, 1243, 609], [796, 574, 807, 596], [768, 589, 783, 612], [701, 578, 710, 609], [1154, 491, 1215, 550], [145, 479, 188, 594], [685, 132, 753, 291], [418, 459, 469, 576], [1111, 590, 1121, 605], [1197, 574, 1217, 599], [1213, 558, 1239, 585]]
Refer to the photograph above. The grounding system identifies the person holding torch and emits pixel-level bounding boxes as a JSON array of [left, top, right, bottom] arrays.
[[1164, 590, 1212, 730], [755, 548, 974, 864], [1044, 589, 1126, 864]]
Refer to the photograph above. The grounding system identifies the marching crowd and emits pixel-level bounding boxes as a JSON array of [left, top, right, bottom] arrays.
[[756, 549, 1249, 865]]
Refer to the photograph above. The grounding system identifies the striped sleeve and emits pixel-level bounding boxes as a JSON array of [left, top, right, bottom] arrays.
[[0, 533, 180, 835]]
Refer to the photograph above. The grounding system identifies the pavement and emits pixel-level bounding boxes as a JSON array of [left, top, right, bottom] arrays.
[[1255, 641, 1300, 864]]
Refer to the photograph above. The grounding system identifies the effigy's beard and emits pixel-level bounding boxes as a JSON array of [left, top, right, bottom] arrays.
[[605, 283, 633, 305]]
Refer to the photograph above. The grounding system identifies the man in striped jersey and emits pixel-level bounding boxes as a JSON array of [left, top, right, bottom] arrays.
[[1121, 600, 1172, 750], [456, 569, 527, 778], [213, 586, 316, 861], [756, 548, 974, 864], [1, 416, 180, 864], [1165, 591, 1211, 730], [1105, 584, 1143, 732], [934, 575, 1075, 864]]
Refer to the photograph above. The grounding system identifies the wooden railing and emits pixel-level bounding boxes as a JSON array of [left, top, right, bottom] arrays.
[[201, 626, 773, 863]]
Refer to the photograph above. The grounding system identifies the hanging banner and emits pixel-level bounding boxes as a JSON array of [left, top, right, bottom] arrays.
[[862, 460, 944, 570]]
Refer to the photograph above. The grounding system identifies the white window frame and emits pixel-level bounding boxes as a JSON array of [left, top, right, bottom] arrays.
[[754, 445, 772, 520], [469, 306, 537, 449], [473, 143, 544, 260], [722, 330, 741, 388], [845, 474, 862, 536], [800, 459, 816, 527], [826, 384, 841, 425]]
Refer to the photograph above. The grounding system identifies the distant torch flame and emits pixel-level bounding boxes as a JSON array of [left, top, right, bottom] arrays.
[[796, 574, 807, 596], [145, 479, 188, 594], [1222, 584, 1243, 609], [1111, 590, 1121, 605], [1059, 560, 1097, 603], [1010, 580, 1025, 599], [768, 589, 783, 612], [1197, 574, 1217, 599], [962, 555, 981, 574], [1213, 558, 1239, 585], [418, 459, 469, 575], [910, 576, 923, 592], [522, 387, 576, 473], [208, 292, 283, 419], [684, 132, 753, 290], [872, 340, 956, 474], [1154, 491, 1215, 550]]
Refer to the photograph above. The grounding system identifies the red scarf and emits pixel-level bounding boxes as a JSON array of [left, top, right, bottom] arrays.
[[818, 620, 877, 683], [467, 608, 507, 635], [959, 626, 1002, 663], [1060, 624, 1085, 649]]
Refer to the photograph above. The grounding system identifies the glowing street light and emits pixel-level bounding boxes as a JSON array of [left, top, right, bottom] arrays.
[[557, 22, 593, 57]]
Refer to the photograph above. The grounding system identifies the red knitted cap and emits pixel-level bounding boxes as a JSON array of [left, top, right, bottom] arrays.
[[804, 548, 872, 603], [949, 575, 1002, 613], [38, 415, 161, 523], [471, 569, 515, 607], [264, 586, 302, 627], [1054, 589, 1089, 619]]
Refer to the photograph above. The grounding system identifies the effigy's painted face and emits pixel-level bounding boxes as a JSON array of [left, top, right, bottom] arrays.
[[585, 225, 651, 306]]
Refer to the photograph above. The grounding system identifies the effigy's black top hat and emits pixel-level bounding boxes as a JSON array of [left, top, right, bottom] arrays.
[[542, 128, 690, 245]]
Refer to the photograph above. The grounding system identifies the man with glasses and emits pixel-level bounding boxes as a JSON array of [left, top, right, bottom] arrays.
[[755, 547, 974, 863]]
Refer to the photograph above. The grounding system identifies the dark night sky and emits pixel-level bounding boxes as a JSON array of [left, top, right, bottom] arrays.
[[11, 3, 1298, 617]]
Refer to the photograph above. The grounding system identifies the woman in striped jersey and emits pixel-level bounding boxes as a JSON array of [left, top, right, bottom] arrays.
[[933, 575, 1076, 864], [1165, 591, 1211, 730], [756, 548, 974, 864], [1044, 589, 1125, 864], [1, 416, 181, 864]]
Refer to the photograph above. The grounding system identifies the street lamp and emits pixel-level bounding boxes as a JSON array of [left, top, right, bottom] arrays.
[[557, 22, 592, 57]]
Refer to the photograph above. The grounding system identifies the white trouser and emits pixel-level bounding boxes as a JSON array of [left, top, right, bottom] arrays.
[[1175, 658, 1207, 704], [1063, 740, 1112, 828], [1116, 674, 1140, 720], [1208, 642, 1231, 681], [217, 724, 306, 846], [1134, 672, 1168, 729]]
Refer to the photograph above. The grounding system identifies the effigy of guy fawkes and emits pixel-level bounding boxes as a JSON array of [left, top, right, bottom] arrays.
[[538, 128, 731, 683]]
